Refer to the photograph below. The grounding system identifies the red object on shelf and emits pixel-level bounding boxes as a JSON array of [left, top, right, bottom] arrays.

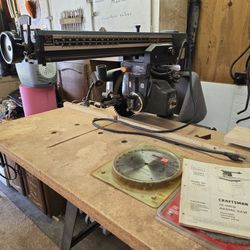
[[19, 84, 57, 116]]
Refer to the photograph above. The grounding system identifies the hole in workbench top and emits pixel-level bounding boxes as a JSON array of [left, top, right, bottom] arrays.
[[121, 140, 127, 143], [195, 134, 212, 140], [98, 131, 103, 134], [51, 131, 57, 134], [74, 123, 80, 126]]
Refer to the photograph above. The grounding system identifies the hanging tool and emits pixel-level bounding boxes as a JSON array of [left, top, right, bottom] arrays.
[[60, 8, 84, 31], [25, 0, 37, 19]]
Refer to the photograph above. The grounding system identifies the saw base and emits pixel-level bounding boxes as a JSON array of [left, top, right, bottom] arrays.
[[92, 144, 182, 208]]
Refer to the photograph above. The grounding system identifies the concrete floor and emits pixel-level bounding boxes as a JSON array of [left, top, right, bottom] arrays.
[[0, 182, 130, 250]]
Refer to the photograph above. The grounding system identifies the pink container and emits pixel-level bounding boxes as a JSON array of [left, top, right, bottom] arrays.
[[19, 84, 57, 116]]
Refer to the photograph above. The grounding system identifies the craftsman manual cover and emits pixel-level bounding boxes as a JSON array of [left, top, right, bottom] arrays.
[[179, 159, 250, 239]]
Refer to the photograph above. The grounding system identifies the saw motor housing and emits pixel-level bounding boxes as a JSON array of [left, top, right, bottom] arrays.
[[89, 45, 206, 122]]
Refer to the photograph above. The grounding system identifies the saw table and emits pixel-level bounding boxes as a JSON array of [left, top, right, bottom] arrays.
[[0, 103, 249, 250]]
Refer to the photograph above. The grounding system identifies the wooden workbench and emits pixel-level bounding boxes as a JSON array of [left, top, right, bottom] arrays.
[[0, 104, 249, 249]]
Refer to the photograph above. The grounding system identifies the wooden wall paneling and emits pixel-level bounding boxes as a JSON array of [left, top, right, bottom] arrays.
[[194, 0, 250, 83], [159, 0, 187, 32]]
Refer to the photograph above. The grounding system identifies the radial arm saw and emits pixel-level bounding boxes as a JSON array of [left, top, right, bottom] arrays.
[[0, 15, 206, 123]]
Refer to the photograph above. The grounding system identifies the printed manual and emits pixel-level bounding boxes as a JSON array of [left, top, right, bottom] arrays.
[[179, 159, 250, 239]]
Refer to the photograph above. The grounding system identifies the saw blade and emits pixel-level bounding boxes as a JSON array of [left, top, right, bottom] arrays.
[[114, 100, 134, 117], [113, 147, 182, 188]]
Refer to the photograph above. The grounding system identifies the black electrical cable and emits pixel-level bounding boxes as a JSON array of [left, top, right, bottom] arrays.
[[237, 84, 250, 115], [237, 55, 250, 115], [0, 153, 17, 181], [236, 55, 250, 123], [92, 118, 245, 162], [230, 44, 250, 80], [176, 39, 187, 65], [150, 68, 170, 77], [236, 116, 250, 124]]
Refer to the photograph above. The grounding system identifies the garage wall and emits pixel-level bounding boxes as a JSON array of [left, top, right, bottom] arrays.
[[15, 0, 91, 30], [194, 0, 250, 84], [158, 0, 250, 84], [16, 0, 157, 31], [48, 0, 92, 30], [199, 83, 250, 133], [159, 0, 187, 32]]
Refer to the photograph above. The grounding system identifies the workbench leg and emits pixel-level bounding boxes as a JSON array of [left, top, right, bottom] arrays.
[[61, 201, 78, 250]]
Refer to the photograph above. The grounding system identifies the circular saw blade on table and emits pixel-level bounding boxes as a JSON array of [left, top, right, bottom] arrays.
[[113, 148, 182, 188], [92, 144, 183, 208]]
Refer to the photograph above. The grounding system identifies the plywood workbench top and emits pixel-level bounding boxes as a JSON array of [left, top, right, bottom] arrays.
[[0, 105, 249, 250]]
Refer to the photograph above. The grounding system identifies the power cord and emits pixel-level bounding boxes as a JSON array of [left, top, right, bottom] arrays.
[[92, 117, 245, 162], [230, 45, 250, 81], [0, 153, 18, 181], [236, 55, 250, 124]]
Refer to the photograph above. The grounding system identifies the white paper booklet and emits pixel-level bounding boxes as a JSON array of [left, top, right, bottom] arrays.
[[179, 159, 250, 239]]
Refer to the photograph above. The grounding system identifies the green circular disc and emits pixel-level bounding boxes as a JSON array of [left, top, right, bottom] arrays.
[[113, 147, 181, 188]]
